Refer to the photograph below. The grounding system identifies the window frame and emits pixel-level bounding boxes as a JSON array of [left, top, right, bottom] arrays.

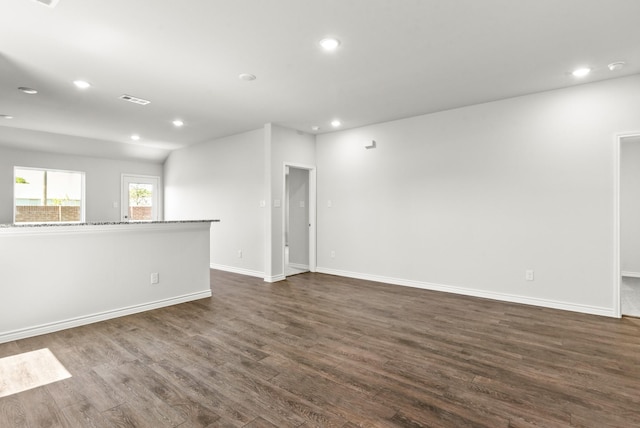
[[13, 166, 86, 224]]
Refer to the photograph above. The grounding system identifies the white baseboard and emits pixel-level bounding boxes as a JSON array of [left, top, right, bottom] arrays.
[[209, 263, 287, 283], [621, 271, 640, 278], [316, 267, 615, 318], [210, 263, 264, 278], [288, 263, 309, 270], [0, 290, 212, 344]]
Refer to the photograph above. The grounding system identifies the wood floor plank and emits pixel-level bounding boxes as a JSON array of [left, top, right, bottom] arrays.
[[242, 416, 280, 428], [93, 361, 186, 427], [17, 386, 70, 428], [60, 402, 112, 428], [184, 359, 346, 427], [0, 394, 28, 428], [0, 341, 20, 358], [1, 269, 640, 427], [150, 359, 256, 427], [46, 368, 126, 413]]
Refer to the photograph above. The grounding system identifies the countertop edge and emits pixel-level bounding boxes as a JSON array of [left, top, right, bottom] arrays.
[[0, 219, 220, 229]]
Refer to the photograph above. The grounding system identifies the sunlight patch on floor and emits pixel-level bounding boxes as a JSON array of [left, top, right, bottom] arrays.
[[0, 348, 71, 398]]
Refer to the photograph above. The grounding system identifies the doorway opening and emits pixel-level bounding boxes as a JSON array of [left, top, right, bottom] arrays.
[[121, 174, 161, 222], [283, 163, 316, 277], [618, 133, 640, 317]]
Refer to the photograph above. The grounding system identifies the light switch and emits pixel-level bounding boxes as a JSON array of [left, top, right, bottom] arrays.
[[299, 201, 305, 208], [274, 199, 281, 207], [112, 202, 119, 208], [327, 200, 332, 208], [259, 200, 266, 208]]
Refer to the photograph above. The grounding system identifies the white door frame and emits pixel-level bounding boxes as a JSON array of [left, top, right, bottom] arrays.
[[282, 162, 316, 276], [121, 174, 162, 221], [614, 132, 640, 318]]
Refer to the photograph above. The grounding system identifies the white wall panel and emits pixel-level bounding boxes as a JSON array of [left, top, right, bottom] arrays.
[[317, 75, 640, 314], [164, 129, 265, 275]]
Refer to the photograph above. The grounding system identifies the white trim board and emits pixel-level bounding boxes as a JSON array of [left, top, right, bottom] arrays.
[[621, 271, 640, 278], [614, 132, 640, 318], [210, 263, 264, 278], [288, 263, 309, 270], [264, 274, 286, 283], [281, 162, 317, 278], [316, 267, 615, 318], [0, 290, 212, 344]]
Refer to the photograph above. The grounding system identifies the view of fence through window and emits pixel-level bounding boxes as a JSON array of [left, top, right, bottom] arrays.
[[14, 167, 84, 223], [128, 183, 153, 221]]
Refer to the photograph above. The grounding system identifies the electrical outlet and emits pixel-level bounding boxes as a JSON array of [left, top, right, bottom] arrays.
[[238, 250, 243, 258], [525, 270, 534, 281], [150, 272, 159, 284], [330, 250, 335, 258]]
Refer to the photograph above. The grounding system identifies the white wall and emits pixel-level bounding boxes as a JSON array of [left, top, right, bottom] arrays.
[[316, 74, 640, 316], [164, 129, 266, 276], [0, 146, 162, 224], [621, 136, 640, 275], [0, 222, 211, 343], [266, 124, 316, 280]]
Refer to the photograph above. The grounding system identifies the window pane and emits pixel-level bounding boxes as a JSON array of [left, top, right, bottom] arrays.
[[14, 167, 84, 223]]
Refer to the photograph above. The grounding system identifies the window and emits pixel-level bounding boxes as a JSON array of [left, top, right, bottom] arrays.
[[14, 167, 85, 224]]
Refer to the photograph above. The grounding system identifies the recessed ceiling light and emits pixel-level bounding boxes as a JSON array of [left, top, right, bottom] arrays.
[[32, 0, 59, 7], [319, 38, 341, 51], [1, 114, 13, 119], [18, 87, 38, 95], [608, 61, 626, 71], [130, 134, 140, 141], [73, 80, 91, 89], [331, 119, 342, 127], [238, 73, 256, 81], [571, 67, 591, 78], [172, 119, 184, 127], [311, 126, 320, 131]]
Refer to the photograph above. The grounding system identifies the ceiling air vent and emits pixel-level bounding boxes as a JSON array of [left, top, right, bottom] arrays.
[[119, 94, 151, 106]]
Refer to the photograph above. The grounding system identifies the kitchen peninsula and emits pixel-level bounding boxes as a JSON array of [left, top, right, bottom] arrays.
[[0, 220, 218, 343]]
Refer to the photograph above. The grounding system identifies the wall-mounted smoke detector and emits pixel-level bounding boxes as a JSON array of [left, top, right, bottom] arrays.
[[18, 87, 38, 95], [32, 0, 60, 7], [608, 61, 626, 71], [119, 94, 151, 106]]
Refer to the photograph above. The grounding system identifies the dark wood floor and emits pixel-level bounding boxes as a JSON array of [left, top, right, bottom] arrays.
[[2, 270, 640, 427]]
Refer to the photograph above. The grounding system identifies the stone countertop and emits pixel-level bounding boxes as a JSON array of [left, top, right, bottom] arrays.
[[0, 220, 220, 228]]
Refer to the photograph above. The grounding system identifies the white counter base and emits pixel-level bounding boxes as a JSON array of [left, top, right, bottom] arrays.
[[0, 221, 213, 343]]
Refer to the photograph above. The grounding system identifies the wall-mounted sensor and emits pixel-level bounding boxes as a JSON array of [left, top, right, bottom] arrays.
[[365, 140, 376, 149], [608, 61, 626, 71]]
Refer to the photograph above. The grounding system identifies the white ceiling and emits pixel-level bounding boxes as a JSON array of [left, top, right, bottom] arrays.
[[1, 0, 639, 163]]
